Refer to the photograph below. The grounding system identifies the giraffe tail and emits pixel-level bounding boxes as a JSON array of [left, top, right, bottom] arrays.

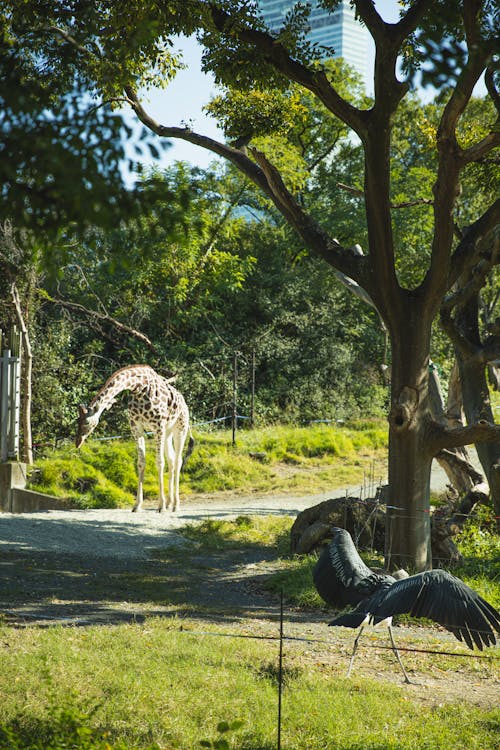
[[181, 432, 195, 472]]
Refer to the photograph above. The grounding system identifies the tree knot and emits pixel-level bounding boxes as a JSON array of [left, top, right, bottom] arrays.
[[389, 386, 419, 432]]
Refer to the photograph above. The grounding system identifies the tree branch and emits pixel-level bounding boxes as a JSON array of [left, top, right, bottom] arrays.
[[39, 24, 95, 57], [336, 182, 433, 209], [355, 0, 433, 45], [441, 227, 499, 358], [207, 3, 367, 135], [485, 65, 500, 116], [448, 199, 500, 286], [125, 87, 369, 288], [460, 131, 500, 165], [248, 146, 371, 287], [43, 294, 161, 355], [124, 86, 277, 198], [429, 420, 500, 454]]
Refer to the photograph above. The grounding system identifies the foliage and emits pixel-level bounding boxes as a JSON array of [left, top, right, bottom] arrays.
[[0, 33, 137, 241], [23, 161, 388, 442], [454, 506, 500, 608], [2, 0, 499, 570]]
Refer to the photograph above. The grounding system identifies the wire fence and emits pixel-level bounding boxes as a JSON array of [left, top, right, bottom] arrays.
[[3, 603, 499, 660]]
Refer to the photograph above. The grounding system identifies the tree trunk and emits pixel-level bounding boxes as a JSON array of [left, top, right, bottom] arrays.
[[455, 297, 500, 517], [460, 352, 500, 516], [385, 318, 433, 572], [428, 360, 488, 497]]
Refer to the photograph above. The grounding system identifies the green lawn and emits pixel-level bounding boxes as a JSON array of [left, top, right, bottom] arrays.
[[0, 617, 498, 750], [29, 422, 389, 508]]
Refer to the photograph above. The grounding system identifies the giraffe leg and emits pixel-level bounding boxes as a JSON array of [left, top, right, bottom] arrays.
[[132, 435, 146, 512], [165, 433, 176, 511], [156, 433, 167, 512], [171, 428, 187, 512]]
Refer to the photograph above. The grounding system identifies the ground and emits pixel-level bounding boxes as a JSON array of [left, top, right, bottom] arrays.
[[0, 493, 498, 709]]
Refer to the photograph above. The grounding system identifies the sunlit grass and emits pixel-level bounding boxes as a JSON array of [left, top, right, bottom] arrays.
[[0, 618, 497, 750], [177, 514, 500, 620], [29, 423, 388, 508]]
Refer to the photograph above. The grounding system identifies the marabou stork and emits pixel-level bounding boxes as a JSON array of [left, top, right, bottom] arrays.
[[313, 527, 500, 683]]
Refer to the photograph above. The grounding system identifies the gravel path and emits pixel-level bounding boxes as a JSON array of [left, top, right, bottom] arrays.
[[0, 456, 457, 559], [0, 491, 340, 559]]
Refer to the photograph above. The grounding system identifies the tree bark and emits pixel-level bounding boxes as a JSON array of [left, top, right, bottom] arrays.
[[385, 314, 434, 571], [429, 359, 488, 496], [449, 292, 500, 517], [459, 346, 500, 517]]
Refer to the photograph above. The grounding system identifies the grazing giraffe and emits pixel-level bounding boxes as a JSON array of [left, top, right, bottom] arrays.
[[75, 365, 194, 512]]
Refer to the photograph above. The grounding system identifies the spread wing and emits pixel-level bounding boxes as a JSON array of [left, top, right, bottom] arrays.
[[313, 527, 395, 608], [368, 570, 500, 650]]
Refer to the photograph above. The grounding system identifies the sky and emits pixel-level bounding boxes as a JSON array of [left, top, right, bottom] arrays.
[[119, 1, 479, 175]]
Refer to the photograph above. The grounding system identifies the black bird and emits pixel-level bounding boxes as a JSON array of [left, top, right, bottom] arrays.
[[313, 527, 500, 682]]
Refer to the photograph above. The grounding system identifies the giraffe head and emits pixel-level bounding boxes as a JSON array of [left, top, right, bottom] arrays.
[[75, 404, 99, 448]]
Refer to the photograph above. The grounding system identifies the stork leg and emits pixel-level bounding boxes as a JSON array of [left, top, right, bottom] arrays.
[[346, 625, 364, 677], [388, 625, 414, 684]]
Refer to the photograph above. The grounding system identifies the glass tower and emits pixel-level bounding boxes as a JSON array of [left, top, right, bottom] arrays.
[[257, 0, 369, 81]]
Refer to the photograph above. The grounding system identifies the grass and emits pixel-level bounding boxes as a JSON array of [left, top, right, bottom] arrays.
[[177, 514, 500, 612], [0, 618, 498, 750], [10, 422, 500, 747], [28, 422, 389, 508], [0, 515, 498, 748]]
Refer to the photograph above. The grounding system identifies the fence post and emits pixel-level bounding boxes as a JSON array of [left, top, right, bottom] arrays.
[[0, 329, 21, 463], [0, 348, 9, 462], [232, 351, 238, 446]]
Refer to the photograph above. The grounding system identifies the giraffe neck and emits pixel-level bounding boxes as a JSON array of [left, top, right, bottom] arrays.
[[89, 366, 157, 418]]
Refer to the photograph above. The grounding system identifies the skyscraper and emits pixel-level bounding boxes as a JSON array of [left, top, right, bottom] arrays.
[[257, 0, 369, 82]]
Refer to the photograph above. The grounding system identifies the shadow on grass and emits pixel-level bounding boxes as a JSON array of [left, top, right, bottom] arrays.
[[0, 708, 163, 750]]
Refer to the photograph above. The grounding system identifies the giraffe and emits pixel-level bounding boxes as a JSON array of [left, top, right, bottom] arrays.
[[75, 365, 194, 512]]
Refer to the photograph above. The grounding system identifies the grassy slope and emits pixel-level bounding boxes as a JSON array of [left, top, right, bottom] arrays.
[[29, 422, 389, 508]]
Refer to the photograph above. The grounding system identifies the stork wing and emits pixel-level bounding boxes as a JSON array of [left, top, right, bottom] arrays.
[[369, 570, 500, 650], [313, 527, 394, 608]]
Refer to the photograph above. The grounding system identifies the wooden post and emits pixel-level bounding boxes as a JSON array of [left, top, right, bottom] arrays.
[[232, 351, 238, 445], [250, 348, 256, 428], [9, 328, 21, 461], [11, 284, 33, 464]]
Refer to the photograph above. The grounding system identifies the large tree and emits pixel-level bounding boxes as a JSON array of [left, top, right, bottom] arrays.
[[5, 0, 499, 569]]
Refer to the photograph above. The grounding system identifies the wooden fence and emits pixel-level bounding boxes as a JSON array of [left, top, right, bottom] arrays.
[[0, 328, 21, 463]]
